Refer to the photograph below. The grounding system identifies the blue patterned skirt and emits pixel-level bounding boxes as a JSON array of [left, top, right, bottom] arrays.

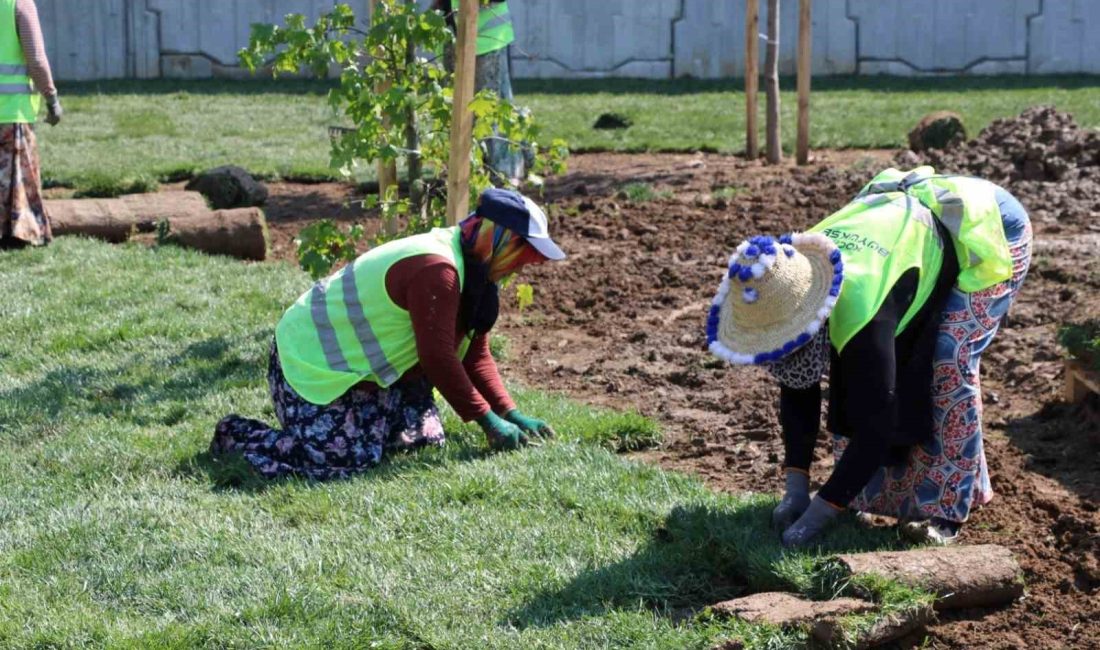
[[212, 341, 445, 480]]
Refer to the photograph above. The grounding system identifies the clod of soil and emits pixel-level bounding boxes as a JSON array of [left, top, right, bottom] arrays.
[[186, 165, 269, 209], [593, 112, 633, 130], [908, 110, 967, 152]]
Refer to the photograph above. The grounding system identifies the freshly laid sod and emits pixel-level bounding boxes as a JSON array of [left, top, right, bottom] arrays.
[[0, 239, 926, 648], [41, 76, 1100, 195]]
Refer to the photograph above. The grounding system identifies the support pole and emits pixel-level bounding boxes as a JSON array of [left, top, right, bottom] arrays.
[[764, 0, 781, 165], [446, 0, 478, 226], [796, 0, 812, 165], [744, 0, 759, 160], [369, 0, 399, 234]]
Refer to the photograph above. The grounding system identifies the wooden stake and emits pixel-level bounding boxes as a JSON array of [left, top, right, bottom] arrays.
[[446, 0, 479, 226], [744, 0, 759, 160], [764, 0, 781, 165], [796, 0, 812, 165], [369, 0, 399, 233]]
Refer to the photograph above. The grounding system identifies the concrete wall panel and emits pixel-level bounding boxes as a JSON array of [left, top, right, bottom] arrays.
[[32, 0, 1100, 80]]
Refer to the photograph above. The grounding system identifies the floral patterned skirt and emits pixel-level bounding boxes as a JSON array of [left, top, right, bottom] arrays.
[[0, 123, 50, 248], [212, 340, 446, 480], [835, 190, 1033, 523]]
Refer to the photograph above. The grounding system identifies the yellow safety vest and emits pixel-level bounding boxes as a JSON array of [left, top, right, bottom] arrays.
[[276, 227, 472, 405], [856, 167, 1013, 293], [0, 0, 39, 124], [809, 188, 945, 352]]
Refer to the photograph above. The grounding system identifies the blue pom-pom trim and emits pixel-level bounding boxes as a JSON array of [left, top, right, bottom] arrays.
[[706, 305, 721, 342], [738, 266, 754, 282], [830, 250, 842, 264], [742, 287, 759, 304], [745, 245, 761, 258], [728, 262, 742, 278], [779, 234, 793, 245], [795, 333, 812, 346]]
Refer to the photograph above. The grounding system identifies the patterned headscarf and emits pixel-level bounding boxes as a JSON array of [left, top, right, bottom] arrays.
[[458, 214, 546, 333], [460, 214, 546, 281]]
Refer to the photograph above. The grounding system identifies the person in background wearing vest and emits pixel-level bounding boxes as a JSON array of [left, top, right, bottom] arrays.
[[436, 0, 526, 183], [211, 189, 565, 480], [0, 0, 60, 250], [707, 167, 1031, 547]]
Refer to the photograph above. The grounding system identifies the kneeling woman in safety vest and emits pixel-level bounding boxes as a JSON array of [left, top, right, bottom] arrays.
[[212, 189, 566, 480], [707, 167, 1031, 547]]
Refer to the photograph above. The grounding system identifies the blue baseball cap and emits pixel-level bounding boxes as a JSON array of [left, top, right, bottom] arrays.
[[475, 188, 566, 261]]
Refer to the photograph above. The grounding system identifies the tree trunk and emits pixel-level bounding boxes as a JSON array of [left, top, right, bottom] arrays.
[[405, 33, 424, 214], [744, 0, 759, 160], [765, 0, 782, 165], [796, 0, 812, 164], [370, 0, 399, 234], [835, 544, 1024, 610], [446, 0, 479, 225]]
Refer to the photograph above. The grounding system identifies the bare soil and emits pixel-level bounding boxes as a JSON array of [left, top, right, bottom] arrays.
[[256, 125, 1099, 646]]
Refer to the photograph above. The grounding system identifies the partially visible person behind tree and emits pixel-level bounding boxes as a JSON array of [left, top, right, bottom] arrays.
[[436, 0, 526, 184], [0, 0, 60, 250]]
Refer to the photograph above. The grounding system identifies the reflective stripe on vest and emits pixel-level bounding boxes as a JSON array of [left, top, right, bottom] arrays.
[[340, 269, 401, 386], [858, 166, 1013, 292], [276, 227, 469, 405], [0, 82, 32, 94]]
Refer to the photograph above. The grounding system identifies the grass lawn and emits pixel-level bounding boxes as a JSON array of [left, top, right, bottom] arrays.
[[0, 238, 929, 648], [41, 75, 1100, 195]]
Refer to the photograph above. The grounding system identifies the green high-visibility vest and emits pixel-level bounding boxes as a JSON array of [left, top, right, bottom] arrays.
[[809, 187, 945, 353], [276, 227, 472, 405], [856, 166, 1013, 293], [0, 0, 39, 124], [452, 0, 515, 55]]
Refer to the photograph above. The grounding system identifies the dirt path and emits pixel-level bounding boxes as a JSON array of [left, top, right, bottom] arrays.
[[257, 148, 1098, 648]]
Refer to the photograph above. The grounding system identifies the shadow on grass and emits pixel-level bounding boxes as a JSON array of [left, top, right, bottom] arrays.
[[0, 334, 268, 434], [175, 433, 495, 494], [509, 502, 905, 629]]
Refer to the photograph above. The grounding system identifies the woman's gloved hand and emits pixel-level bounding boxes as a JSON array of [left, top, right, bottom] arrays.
[[45, 96, 62, 126], [477, 411, 528, 450], [504, 409, 556, 439]]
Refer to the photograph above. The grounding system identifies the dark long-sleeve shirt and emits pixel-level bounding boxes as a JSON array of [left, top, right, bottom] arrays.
[[780, 218, 960, 504], [378, 253, 515, 422]]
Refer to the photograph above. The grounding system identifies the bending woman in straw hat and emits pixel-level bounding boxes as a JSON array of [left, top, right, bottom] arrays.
[[212, 189, 566, 480], [707, 167, 1031, 547]]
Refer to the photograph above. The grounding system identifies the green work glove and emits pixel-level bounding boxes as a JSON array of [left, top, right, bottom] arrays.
[[504, 410, 556, 439], [476, 412, 528, 451]]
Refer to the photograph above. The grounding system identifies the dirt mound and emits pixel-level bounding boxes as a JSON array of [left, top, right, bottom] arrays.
[[904, 106, 1100, 233]]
